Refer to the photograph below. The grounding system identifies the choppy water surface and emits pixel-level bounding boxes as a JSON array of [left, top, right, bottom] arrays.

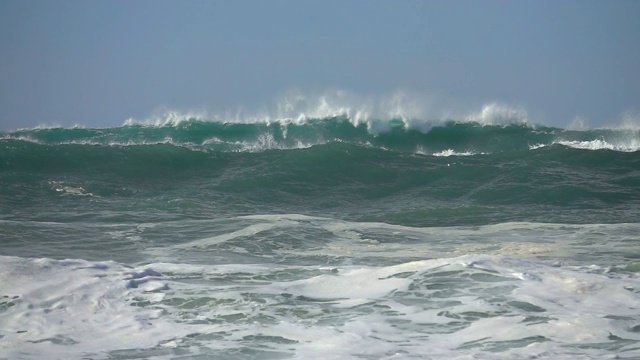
[[1, 116, 639, 359]]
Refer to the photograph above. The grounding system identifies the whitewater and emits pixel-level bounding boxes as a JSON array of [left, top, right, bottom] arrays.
[[1, 105, 640, 359]]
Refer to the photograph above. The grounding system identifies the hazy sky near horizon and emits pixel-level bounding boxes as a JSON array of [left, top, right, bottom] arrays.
[[1, 0, 639, 130]]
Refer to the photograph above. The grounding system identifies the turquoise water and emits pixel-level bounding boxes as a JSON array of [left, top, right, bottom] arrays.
[[1, 117, 640, 359]]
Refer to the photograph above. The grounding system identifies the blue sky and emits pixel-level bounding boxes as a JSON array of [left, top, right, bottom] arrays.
[[1, 0, 638, 130]]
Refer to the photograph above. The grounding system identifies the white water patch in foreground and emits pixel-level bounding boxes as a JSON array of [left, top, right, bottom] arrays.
[[1, 252, 639, 360], [0, 256, 210, 359]]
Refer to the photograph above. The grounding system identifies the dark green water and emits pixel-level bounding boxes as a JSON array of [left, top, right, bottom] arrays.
[[2, 118, 640, 226]]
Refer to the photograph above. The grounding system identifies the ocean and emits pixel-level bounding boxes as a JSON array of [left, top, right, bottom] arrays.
[[1, 113, 640, 359]]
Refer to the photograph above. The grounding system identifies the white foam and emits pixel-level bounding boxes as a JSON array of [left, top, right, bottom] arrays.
[[555, 138, 640, 152], [48, 181, 97, 198], [464, 103, 529, 126], [432, 149, 479, 157], [528, 143, 546, 150], [273, 260, 448, 300], [2, 252, 639, 359], [0, 256, 209, 360]]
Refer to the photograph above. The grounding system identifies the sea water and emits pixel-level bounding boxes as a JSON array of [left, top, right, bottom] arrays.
[[1, 113, 640, 359]]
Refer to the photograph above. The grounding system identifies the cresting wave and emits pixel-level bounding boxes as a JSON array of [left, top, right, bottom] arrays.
[[121, 94, 530, 128], [3, 114, 640, 154]]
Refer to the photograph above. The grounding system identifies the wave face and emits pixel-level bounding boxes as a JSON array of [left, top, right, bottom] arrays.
[[2, 116, 640, 359], [2, 117, 640, 226]]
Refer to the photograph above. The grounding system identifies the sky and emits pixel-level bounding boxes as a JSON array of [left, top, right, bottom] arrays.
[[0, 0, 639, 130]]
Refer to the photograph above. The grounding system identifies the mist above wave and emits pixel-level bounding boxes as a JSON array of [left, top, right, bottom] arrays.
[[122, 90, 531, 133], [4, 90, 639, 154]]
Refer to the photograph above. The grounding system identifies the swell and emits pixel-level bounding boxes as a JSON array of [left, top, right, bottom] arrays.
[[2, 136, 640, 226]]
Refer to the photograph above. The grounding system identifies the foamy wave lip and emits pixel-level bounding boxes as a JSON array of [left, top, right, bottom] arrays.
[[20, 123, 63, 131], [237, 133, 315, 153], [0, 131, 184, 148], [201, 134, 316, 153], [555, 139, 640, 152], [0, 134, 44, 144], [2, 127, 311, 152], [415, 145, 483, 156], [11, 123, 87, 132]]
